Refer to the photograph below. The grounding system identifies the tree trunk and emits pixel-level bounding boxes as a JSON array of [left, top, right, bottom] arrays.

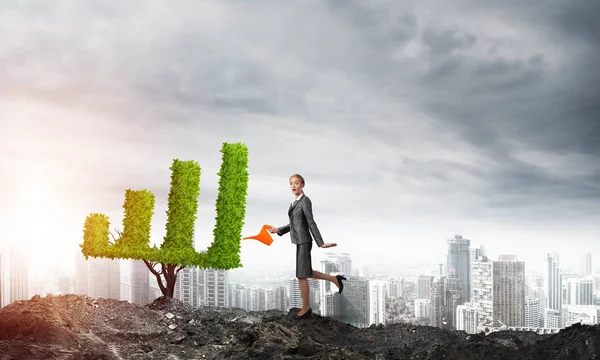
[[143, 260, 185, 298]]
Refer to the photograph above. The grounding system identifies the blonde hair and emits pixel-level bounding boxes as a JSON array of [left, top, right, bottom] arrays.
[[289, 174, 305, 185]]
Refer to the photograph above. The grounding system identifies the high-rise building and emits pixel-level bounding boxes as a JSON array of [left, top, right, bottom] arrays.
[[430, 276, 447, 329], [492, 255, 525, 327], [388, 277, 404, 298], [417, 275, 434, 299], [9, 246, 29, 303], [525, 298, 541, 327], [129, 260, 150, 305], [368, 280, 386, 326], [336, 276, 369, 328], [471, 255, 493, 324], [445, 268, 463, 329], [447, 235, 471, 303], [203, 269, 229, 307], [415, 298, 430, 319], [74, 250, 89, 295], [0, 249, 5, 308], [175, 267, 199, 307], [545, 253, 562, 311], [566, 277, 594, 305], [88, 257, 120, 300], [456, 302, 479, 334], [580, 253, 592, 276]]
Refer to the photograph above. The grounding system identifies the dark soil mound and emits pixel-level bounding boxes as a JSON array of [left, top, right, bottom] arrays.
[[0, 294, 598, 359]]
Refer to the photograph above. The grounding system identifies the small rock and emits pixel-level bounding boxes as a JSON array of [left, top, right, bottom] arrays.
[[172, 334, 186, 344], [169, 324, 177, 330], [166, 312, 175, 319], [141, 345, 153, 353], [298, 336, 320, 357]]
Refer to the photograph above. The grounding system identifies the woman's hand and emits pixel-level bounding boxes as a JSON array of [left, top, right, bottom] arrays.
[[320, 243, 337, 248], [267, 225, 278, 234]]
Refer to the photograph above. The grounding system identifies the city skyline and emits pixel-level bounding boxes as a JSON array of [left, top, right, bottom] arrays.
[[1, 0, 599, 279]]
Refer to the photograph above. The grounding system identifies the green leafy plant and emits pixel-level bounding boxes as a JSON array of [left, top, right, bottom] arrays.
[[80, 142, 249, 298]]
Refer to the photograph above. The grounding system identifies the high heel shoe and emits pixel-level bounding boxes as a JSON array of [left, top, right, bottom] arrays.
[[293, 308, 312, 319], [336, 275, 347, 294]]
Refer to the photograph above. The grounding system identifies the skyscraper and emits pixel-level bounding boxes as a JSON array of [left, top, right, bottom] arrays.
[[175, 267, 199, 307], [566, 277, 594, 305], [129, 259, 150, 305], [544, 253, 562, 311], [368, 280, 386, 326], [456, 303, 479, 334], [203, 269, 229, 307], [445, 268, 463, 329], [336, 276, 369, 328], [0, 249, 4, 308], [417, 275, 434, 299], [471, 255, 493, 324], [492, 255, 525, 327], [447, 235, 470, 303], [88, 257, 120, 300], [430, 276, 447, 329], [74, 249, 89, 295], [580, 253, 592, 276], [525, 298, 541, 327], [9, 245, 29, 303]]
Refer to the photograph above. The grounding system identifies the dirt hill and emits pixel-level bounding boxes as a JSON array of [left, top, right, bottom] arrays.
[[0, 294, 598, 359]]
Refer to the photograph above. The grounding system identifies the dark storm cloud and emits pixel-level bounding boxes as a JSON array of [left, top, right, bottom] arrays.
[[1, 0, 598, 226]]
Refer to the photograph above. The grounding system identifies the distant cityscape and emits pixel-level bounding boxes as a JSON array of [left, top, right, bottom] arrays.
[[1, 234, 599, 334]]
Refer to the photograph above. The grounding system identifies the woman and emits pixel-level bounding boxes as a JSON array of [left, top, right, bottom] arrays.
[[268, 173, 346, 319]]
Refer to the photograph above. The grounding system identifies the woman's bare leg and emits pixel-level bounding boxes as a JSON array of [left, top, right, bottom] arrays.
[[298, 278, 310, 315], [309, 270, 340, 288]]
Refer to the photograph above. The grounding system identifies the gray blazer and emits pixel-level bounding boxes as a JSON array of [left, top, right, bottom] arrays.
[[276, 194, 324, 247]]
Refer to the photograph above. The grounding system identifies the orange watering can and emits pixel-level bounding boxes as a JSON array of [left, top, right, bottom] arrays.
[[243, 224, 274, 246]]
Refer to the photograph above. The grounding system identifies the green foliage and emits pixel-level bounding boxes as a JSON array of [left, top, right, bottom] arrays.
[[80, 142, 249, 270], [205, 143, 249, 269]]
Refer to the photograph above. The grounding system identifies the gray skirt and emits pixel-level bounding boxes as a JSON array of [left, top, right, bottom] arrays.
[[296, 242, 313, 278]]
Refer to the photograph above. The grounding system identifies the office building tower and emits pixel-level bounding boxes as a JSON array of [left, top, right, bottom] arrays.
[[417, 275, 434, 299], [525, 298, 541, 327], [0, 249, 4, 308], [88, 257, 120, 300], [175, 266, 199, 307], [129, 259, 150, 305], [430, 276, 447, 329], [336, 276, 369, 328], [493, 255, 525, 327], [368, 280, 386, 326], [580, 253, 592, 276], [445, 268, 463, 329], [388, 277, 404, 298], [203, 269, 229, 307], [545, 253, 563, 311], [274, 285, 287, 311], [447, 235, 471, 303], [456, 302, 479, 334], [74, 250, 89, 295], [415, 299, 430, 319], [471, 255, 493, 324], [9, 246, 29, 303], [566, 277, 594, 305]]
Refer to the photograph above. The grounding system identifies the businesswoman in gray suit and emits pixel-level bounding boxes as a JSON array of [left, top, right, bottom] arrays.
[[268, 174, 346, 319]]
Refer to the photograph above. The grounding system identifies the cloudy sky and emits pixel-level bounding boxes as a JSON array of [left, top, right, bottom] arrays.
[[1, 0, 599, 280]]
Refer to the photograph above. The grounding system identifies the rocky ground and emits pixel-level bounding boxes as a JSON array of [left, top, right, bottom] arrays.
[[0, 294, 599, 359]]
